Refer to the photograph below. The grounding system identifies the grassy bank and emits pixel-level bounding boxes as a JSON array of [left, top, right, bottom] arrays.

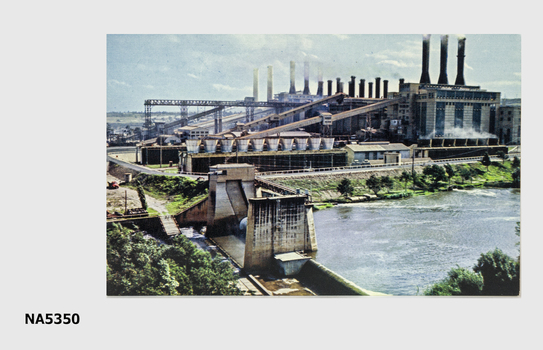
[[125, 174, 209, 215], [273, 159, 520, 205]]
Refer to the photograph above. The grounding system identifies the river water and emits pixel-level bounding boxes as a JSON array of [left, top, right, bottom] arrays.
[[312, 188, 520, 296]]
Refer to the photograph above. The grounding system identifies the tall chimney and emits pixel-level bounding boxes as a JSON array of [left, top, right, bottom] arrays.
[[336, 78, 341, 94], [359, 79, 365, 97], [419, 34, 431, 84], [375, 77, 381, 99], [267, 65, 273, 101], [368, 82, 373, 98], [327, 80, 333, 96], [316, 66, 323, 96], [383, 80, 388, 99], [253, 68, 258, 101], [303, 61, 310, 95], [289, 61, 296, 94], [349, 76, 356, 97], [438, 35, 449, 84], [455, 36, 466, 86]]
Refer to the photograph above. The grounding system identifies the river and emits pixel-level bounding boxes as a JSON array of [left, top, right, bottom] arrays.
[[312, 188, 520, 296]]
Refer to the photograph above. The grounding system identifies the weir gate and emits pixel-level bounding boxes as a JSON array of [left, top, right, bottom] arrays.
[[177, 163, 317, 274]]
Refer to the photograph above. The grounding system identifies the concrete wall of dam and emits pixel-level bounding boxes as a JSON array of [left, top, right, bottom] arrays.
[[243, 195, 318, 273]]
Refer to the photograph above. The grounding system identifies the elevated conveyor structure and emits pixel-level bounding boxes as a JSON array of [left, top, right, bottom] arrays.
[[216, 93, 347, 136], [237, 97, 405, 139], [143, 99, 304, 139]]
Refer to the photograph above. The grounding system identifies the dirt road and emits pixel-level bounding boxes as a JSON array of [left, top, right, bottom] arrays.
[[106, 173, 168, 215]]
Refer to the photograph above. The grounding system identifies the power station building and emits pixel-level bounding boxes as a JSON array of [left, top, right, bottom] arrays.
[[387, 35, 501, 145]]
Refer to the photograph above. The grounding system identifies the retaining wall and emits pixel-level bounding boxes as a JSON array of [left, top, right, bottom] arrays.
[[297, 259, 387, 296]]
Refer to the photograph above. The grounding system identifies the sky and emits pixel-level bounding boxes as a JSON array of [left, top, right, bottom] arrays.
[[107, 34, 521, 112]]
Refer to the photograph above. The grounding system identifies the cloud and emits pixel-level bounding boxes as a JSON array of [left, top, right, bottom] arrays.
[[378, 60, 409, 68], [108, 79, 130, 87], [212, 83, 245, 92], [142, 85, 154, 89], [485, 80, 521, 87], [332, 34, 349, 41], [188, 73, 199, 79], [465, 63, 474, 70], [366, 53, 389, 60]]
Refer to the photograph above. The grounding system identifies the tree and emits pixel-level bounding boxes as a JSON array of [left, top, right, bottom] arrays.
[[512, 168, 520, 188], [444, 163, 455, 186], [423, 165, 447, 189], [337, 178, 354, 198], [399, 171, 411, 192], [497, 150, 509, 164], [458, 166, 473, 184], [135, 180, 148, 210], [380, 175, 394, 193], [512, 156, 520, 168], [365, 175, 382, 196], [107, 224, 241, 296], [424, 266, 483, 296], [481, 152, 491, 171], [473, 248, 519, 296]]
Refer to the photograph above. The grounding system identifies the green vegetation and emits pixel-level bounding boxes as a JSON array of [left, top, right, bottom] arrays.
[[107, 223, 241, 295], [336, 178, 354, 198], [272, 158, 520, 205], [424, 248, 519, 296], [128, 174, 208, 215]]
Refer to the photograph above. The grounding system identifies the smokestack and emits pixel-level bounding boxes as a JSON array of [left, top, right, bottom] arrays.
[[327, 80, 333, 96], [303, 61, 310, 95], [336, 78, 341, 94], [316, 66, 323, 96], [368, 82, 373, 98], [419, 34, 431, 84], [455, 36, 466, 86], [349, 76, 356, 97], [383, 80, 388, 99], [438, 35, 449, 84], [375, 77, 381, 99], [289, 61, 296, 94], [267, 66, 273, 101], [359, 79, 365, 97], [253, 68, 258, 101]]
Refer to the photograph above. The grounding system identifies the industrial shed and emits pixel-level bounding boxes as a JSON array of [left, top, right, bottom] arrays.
[[345, 142, 411, 164]]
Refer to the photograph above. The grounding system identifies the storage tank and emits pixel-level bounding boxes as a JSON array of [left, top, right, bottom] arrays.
[[266, 138, 279, 152], [281, 138, 294, 151], [322, 138, 334, 150], [295, 138, 308, 151], [252, 138, 264, 152], [186, 139, 200, 154], [221, 139, 234, 153], [204, 139, 217, 153], [308, 138, 321, 150], [236, 139, 249, 152]]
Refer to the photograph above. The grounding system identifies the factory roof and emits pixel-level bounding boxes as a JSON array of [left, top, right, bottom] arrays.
[[345, 143, 410, 153]]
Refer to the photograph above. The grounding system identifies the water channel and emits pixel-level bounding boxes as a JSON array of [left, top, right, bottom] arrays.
[[312, 188, 521, 296]]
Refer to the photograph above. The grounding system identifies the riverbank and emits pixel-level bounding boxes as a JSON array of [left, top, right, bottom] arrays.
[[274, 159, 519, 207]]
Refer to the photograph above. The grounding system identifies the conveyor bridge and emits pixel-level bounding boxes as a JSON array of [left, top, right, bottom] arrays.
[[238, 97, 405, 139]]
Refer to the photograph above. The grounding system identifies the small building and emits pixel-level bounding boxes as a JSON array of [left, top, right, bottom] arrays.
[[175, 125, 210, 140], [274, 252, 311, 276], [345, 142, 410, 164]]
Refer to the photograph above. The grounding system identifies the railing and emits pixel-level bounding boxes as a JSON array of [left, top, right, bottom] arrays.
[[256, 156, 499, 177]]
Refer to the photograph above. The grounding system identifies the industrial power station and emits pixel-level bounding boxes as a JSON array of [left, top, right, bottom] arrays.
[[138, 34, 517, 171]]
